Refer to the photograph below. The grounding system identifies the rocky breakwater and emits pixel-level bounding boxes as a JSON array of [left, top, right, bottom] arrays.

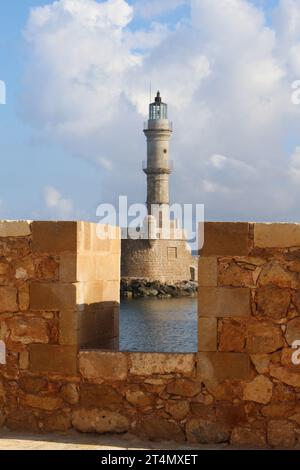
[[121, 278, 198, 299]]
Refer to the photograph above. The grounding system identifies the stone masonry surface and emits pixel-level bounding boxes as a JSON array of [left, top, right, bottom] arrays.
[[1, 221, 300, 448]]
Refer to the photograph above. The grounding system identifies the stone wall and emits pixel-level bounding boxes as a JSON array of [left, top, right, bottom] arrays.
[[121, 238, 197, 283], [1, 221, 300, 448]]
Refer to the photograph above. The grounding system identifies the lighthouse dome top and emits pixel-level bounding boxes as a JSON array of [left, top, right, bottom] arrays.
[[149, 91, 168, 120]]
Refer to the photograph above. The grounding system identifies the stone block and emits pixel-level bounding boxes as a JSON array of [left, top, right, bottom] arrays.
[[0, 221, 31, 237], [96, 254, 120, 281], [72, 408, 129, 434], [79, 351, 127, 381], [254, 223, 300, 248], [60, 254, 96, 282], [129, 353, 195, 376], [200, 222, 249, 256], [198, 257, 217, 287], [59, 310, 78, 346], [31, 221, 77, 253], [198, 287, 251, 318], [198, 318, 217, 352], [29, 344, 78, 375], [0, 286, 18, 312], [197, 352, 250, 383], [30, 282, 77, 311]]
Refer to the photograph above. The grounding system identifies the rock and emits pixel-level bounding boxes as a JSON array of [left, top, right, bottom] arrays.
[[219, 320, 246, 352], [243, 375, 273, 404], [272, 383, 295, 402], [258, 261, 300, 289], [60, 383, 79, 405], [216, 402, 247, 428], [125, 389, 154, 407], [135, 416, 185, 442], [166, 379, 201, 397], [261, 403, 295, 418], [289, 413, 300, 426], [80, 384, 123, 409], [166, 400, 190, 420], [246, 322, 284, 353], [285, 318, 300, 346], [231, 426, 266, 448], [267, 419, 296, 448], [256, 287, 290, 319], [19, 376, 48, 394], [79, 351, 127, 382], [72, 408, 129, 434], [218, 262, 253, 287], [18, 284, 30, 312], [270, 365, 300, 388], [43, 412, 71, 432], [250, 354, 270, 374], [0, 286, 18, 312], [6, 409, 40, 432], [129, 352, 195, 376], [20, 394, 64, 411], [7, 317, 49, 344], [186, 418, 230, 444], [0, 379, 6, 404], [35, 257, 58, 280]]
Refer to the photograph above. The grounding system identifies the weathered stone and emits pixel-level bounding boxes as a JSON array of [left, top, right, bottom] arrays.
[[200, 222, 249, 256], [186, 418, 230, 444], [19, 376, 47, 394], [231, 426, 266, 448], [243, 375, 273, 404], [250, 354, 270, 374], [197, 352, 250, 385], [35, 257, 59, 280], [258, 261, 300, 289], [198, 318, 217, 352], [29, 344, 77, 375], [246, 322, 284, 353], [285, 318, 300, 346], [218, 262, 253, 287], [0, 410, 5, 428], [43, 412, 71, 432], [166, 379, 201, 397], [289, 413, 300, 426], [199, 287, 251, 318], [0, 221, 31, 238], [166, 400, 189, 420], [72, 408, 129, 434], [80, 384, 123, 410], [198, 257, 217, 286], [0, 287, 18, 312], [219, 319, 246, 352], [14, 257, 35, 280], [60, 383, 79, 405], [31, 221, 77, 253], [125, 389, 154, 407], [256, 287, 290, 319], [20, 394, 64, 411], [254, 223, 300, 248], [267, 419, 296, 448], [79, 351, 127, 382], [270, 365, 300, 388], [261, 402, 295, 418], [272, 383, 295, 402], [8, 317, 49, 344], [19, 351, 29, 370], [18, 285, 29, 312], [215, 402, 247, 428], [135, 416, 185, 442], [0, 379, 6, 404], [6, 409, 39, 432], [30, 282, 76, 311], [129, 353, 195, 376]]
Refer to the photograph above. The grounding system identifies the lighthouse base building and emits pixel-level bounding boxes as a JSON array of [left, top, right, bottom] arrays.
[[121, 92, 197, 284]]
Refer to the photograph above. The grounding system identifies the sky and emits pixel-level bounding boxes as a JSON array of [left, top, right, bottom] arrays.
[[1, 0, 300, 224]]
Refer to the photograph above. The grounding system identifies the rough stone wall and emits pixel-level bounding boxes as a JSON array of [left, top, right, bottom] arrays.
[[197, 222, 300, 448], [121, 238, 197, 283], [1, 221, 300, 448]]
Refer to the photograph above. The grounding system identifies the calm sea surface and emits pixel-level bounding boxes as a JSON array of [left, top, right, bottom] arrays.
[[120, 297, 197, 353]]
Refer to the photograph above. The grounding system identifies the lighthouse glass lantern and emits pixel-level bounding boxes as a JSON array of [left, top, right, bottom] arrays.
[[149, 91, 168, 120]]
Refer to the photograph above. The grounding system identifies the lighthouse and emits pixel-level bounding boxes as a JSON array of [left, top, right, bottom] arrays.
[[143, 91, 172, 224]]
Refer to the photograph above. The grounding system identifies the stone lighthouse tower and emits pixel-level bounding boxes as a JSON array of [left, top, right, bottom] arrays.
[[143, 91, 172, 221]]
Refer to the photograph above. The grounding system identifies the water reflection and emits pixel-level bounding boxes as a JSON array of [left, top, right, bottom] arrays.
[[120, 297, 197, 353]]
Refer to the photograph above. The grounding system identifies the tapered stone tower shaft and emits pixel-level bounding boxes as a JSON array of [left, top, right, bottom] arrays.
[[143, 91, 172, 219]]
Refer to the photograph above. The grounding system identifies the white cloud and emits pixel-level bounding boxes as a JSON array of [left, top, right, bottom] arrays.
[[44, 185, 73, 217], [22, 0, 300, 221], [133, 0, 188, 19]]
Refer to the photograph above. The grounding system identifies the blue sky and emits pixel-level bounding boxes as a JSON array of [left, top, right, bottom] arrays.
[[2, 0, 300, 223]]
